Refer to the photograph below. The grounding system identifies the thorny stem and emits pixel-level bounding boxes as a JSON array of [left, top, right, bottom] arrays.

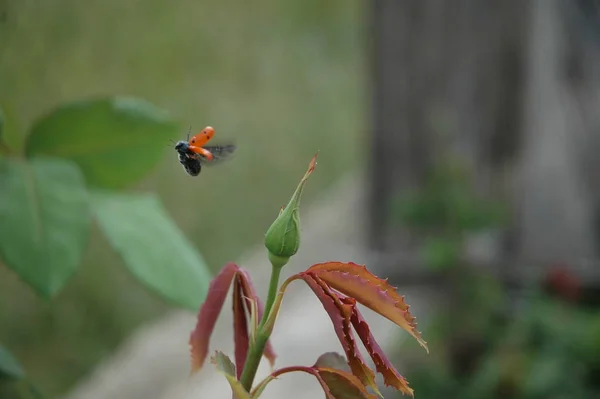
[[239, 264, 283, 391]]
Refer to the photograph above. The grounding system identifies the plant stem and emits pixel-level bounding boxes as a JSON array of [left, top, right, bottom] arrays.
[[239, 265, 282, 391], [239, 330, 270, 392], [260, 265, 282, 328]]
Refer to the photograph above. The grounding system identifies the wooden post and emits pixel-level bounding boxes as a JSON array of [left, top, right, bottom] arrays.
[[368, 0, 600, 287]]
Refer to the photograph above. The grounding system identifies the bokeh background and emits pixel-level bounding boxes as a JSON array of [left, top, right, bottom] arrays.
[[2, 0, 600, 398], [0, 0, 363, 396]]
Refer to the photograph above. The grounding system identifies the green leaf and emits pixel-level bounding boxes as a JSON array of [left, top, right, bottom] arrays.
[[0, 157, 91, 297], [0, 344, 24, 380], [25, 97, 180, 189], [211, 350, 236, 377], [211, 351, 251, 399], [92, 191, 212, 310]]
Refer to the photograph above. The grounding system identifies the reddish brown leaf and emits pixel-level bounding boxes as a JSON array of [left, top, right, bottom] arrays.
[[189, 263, 277, 375], [190, 263, 239, 373], [347, 298, 413, 397], [316, 367, 378, 399], [306, 262, 428, 352], [233, 280, 249, 379], [300, 274, 380, 395], [314, 352, 351, 372]]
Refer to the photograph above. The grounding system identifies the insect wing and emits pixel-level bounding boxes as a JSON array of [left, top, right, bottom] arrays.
[[188, 126, 215, 147], [199, 144, 236, 166]]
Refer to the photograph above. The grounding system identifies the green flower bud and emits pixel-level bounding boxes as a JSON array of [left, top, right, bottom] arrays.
[[265, 153, 318, 268]]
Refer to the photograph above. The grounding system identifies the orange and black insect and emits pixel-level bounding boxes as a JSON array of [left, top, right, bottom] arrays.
[[173, 126, 236, 176]]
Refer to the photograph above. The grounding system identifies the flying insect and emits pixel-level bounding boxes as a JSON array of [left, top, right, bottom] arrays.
[[173, 126, 236, 176]]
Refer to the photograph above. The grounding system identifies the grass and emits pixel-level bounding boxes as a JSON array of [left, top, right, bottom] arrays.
[[0, 0, 365, 395]]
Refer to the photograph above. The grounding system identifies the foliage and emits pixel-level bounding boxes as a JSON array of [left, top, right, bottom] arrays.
[[390, 155, 600, 398], [0, 99, 213, 394], [189, 154, 428, 398], [392, 156, 508, 270], [400, 273, 600, 399], [25, 98, 178, 189]]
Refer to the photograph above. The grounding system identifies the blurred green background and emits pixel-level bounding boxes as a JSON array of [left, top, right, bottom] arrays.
[[0, 0, 365, 395]]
